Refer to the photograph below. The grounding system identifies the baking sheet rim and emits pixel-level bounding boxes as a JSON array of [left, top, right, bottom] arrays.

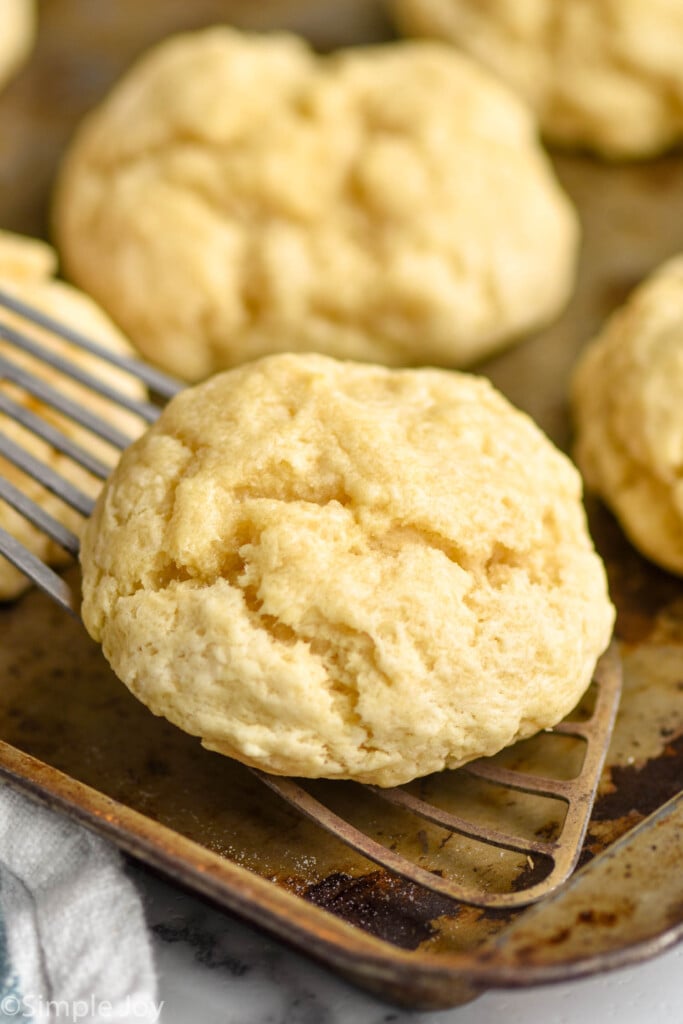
[[0, 737, 680, 1007]]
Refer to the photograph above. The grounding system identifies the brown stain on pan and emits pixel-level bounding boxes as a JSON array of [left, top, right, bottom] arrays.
[[594, 733, 683, 823], [304, 870, 457, 949], [484, 795, 683, 971]]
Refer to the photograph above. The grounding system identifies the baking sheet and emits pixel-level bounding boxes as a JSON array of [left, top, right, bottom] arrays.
[[0, 0, 682, 1010]]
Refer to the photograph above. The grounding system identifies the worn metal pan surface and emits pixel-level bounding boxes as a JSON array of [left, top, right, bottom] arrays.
[[0, 0, 682, 1010]]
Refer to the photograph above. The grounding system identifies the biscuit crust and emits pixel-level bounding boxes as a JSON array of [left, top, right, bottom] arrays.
[[0, 231, 145, 600], [55, 27, 578, 381], [0, 0, 34, 91], [81, 353, 614, 786], [572, 258, 683, 575], [392, 0, 683, 159]]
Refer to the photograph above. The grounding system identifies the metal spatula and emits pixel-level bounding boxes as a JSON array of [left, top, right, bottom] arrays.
[[0, 286, 622, 909]]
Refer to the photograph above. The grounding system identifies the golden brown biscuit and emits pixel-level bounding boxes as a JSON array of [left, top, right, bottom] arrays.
[[81, 353, 614, 786], [0, 231, 146, 600], [572, 257, 683, 575], [0, 0, 35, 91], [391, 0, 683, 159], [54, 27, 578, 381]]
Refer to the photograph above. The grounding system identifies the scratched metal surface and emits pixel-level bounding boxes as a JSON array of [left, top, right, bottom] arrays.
[[0, 0, 682, 1010]]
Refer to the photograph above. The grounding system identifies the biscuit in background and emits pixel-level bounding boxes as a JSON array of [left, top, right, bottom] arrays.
[[390, 0, 683, 160], [0, 0, 35, 91], [572, 257, 683, 576], [81, 353, 614, 787], [0, 231, 146, 600], [54, 27, 578, 381]]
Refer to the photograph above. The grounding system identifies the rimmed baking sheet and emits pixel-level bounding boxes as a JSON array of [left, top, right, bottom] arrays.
[[0, 0, 682, 1010]]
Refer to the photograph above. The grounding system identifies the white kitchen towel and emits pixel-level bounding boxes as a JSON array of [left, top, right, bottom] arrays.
[[0, 782, 161, 1023]]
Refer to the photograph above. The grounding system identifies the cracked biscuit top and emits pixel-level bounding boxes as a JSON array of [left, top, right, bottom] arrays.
[[54, 26, 577, 381], [80, 353, 614, 786]]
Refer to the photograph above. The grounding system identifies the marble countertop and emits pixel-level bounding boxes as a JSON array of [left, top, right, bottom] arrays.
[[130, 862, 683, 1024]]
